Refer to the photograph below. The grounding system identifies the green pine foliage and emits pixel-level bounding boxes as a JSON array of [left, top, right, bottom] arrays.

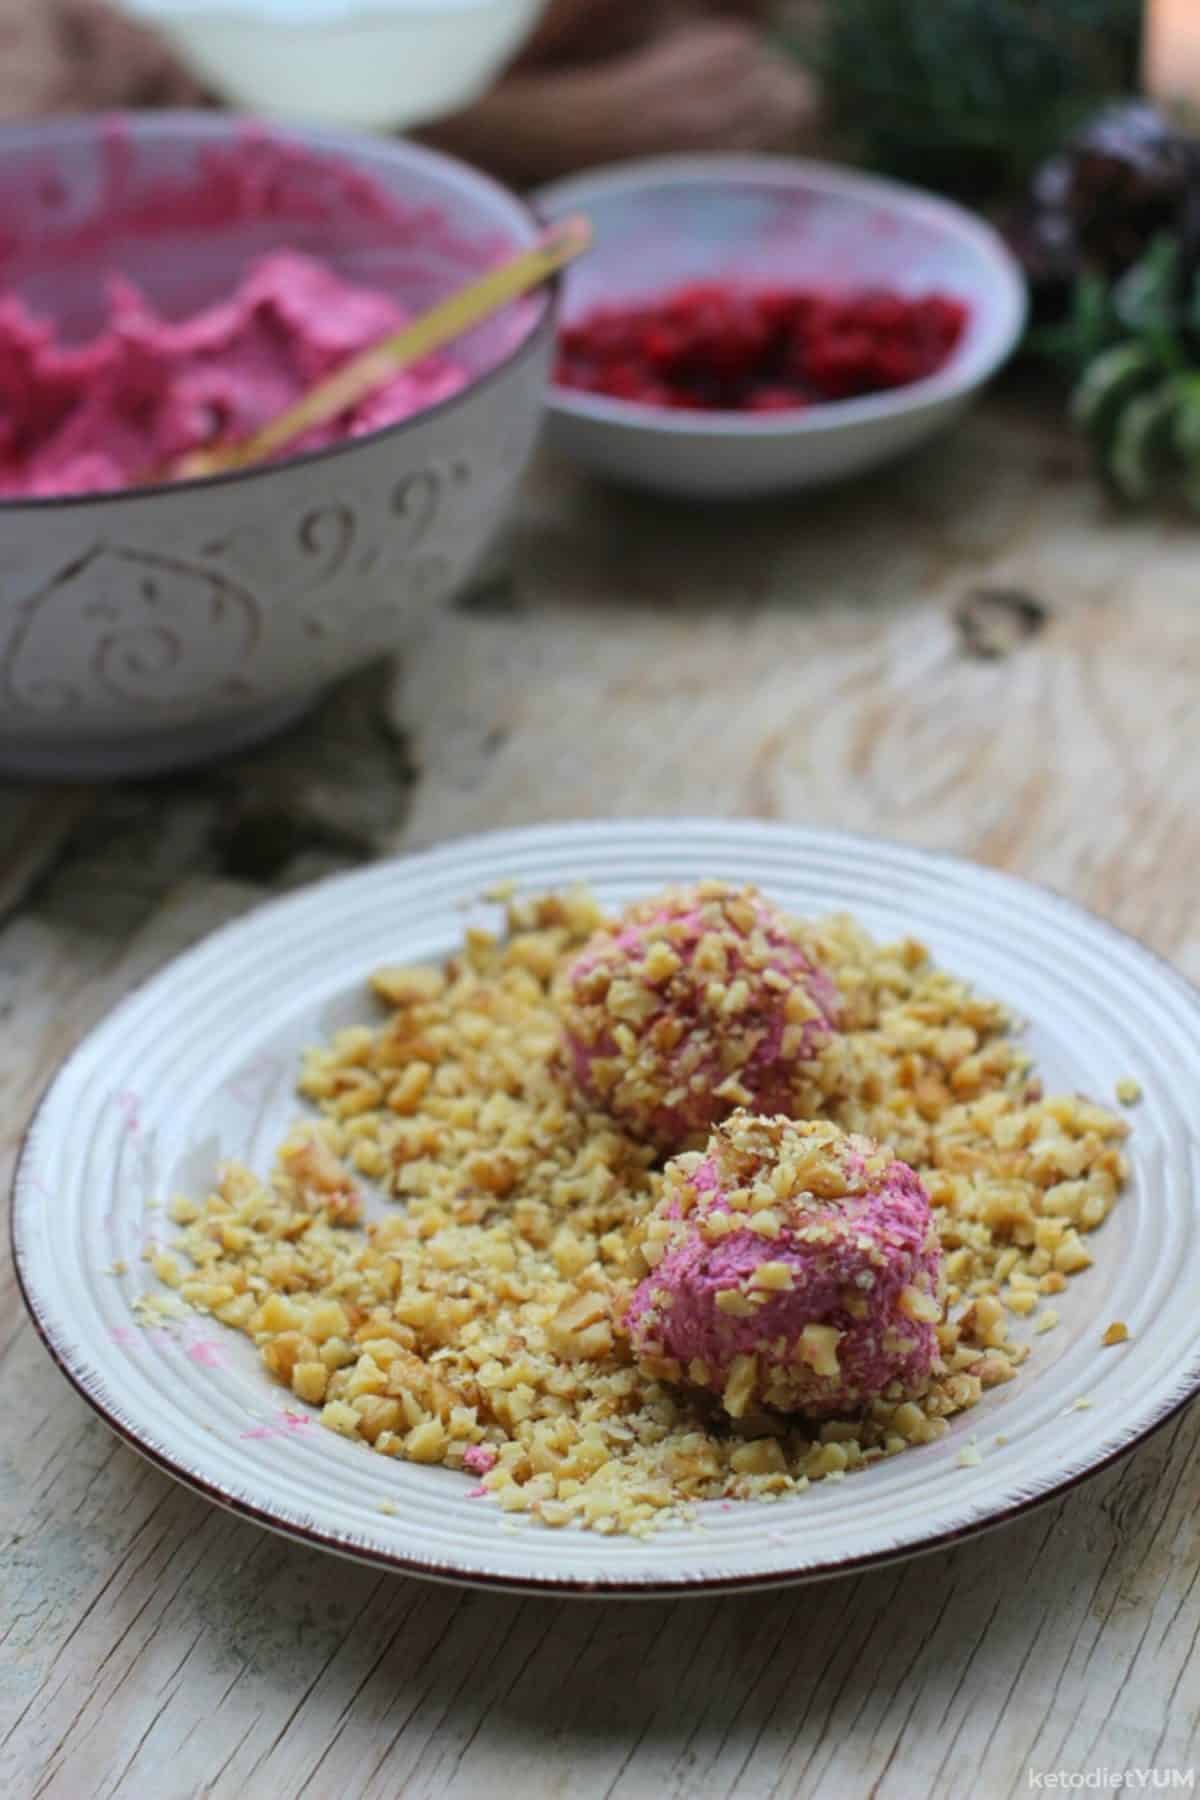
[[800, 0, 1143, 201], [1072, 239, 1200, 507], [1043, 236, 1200, 508]]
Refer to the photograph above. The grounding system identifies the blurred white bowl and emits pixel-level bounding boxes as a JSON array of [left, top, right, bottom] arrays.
[[118, 0, 548, 130], [536, 154, 1028, 501], [0, 114, 554, 780]]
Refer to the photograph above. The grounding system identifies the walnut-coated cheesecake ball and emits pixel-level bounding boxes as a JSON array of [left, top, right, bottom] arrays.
[[559, 882, 839, 1150]]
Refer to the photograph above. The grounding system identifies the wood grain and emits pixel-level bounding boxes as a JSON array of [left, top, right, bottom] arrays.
[[0, 784, 93, 928], [2, 403, 1198, 1799]]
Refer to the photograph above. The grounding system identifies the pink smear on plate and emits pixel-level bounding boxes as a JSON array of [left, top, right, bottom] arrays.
[[224, 1053, 285, 1108], [113, 1090, 142, 1136], [240, 1409, 314, 1441]]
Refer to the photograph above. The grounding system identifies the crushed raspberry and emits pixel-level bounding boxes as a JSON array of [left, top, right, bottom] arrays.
[[556, 282, 969, 412]]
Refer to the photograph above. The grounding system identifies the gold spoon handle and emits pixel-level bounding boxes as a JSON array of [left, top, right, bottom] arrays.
[[175, 213, 590, 482]]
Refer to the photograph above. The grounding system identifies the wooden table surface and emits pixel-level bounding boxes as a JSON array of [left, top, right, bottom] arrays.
[[3, 400, 1198, 1800]]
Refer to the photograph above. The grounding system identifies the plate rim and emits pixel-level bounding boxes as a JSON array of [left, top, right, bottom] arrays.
[[13, 817, 1200, 1597]]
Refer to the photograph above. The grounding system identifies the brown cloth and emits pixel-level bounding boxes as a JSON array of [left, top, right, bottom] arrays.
[[0, 0, 205, 118]]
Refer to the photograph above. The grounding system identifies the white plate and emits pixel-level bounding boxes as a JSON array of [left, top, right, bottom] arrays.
[[13, 820, 1200, 1596]]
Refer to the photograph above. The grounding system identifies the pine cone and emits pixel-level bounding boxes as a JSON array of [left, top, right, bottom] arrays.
[[1016, 104, 1200, 300]]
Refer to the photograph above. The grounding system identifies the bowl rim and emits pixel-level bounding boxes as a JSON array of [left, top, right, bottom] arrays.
[[534, 152, 1028, 439], [120, 0, 536, 23], [0, 109, 556, 513]]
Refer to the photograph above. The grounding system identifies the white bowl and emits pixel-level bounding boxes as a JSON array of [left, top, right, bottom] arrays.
[[536, 155, 1028, 500], [118, 0, 549, 131], [0, 114, 554, 780]]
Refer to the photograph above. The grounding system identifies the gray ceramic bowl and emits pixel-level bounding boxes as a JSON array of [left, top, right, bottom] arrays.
[[537, 154, 1027, 500], [0, 114, 554, 779]]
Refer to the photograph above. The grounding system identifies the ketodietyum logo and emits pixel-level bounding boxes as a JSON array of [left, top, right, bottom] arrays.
[[1028, 1773, 1195, 1792]]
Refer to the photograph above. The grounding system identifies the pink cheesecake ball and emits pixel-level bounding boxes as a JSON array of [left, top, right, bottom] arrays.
[[626, 1113, 944, 1419], [559, 882, 838, 1150]]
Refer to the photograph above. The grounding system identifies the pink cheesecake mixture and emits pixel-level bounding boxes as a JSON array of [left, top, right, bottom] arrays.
[[626, 1112, 945, 1419], [0, 128, 520, 498], [0, 252, 467, 497]]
